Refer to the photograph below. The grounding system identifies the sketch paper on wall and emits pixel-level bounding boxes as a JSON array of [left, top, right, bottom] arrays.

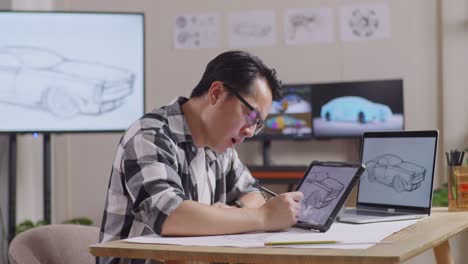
[[173, 13, 220, 49], [228, 10, 276, 48], [0, 12, 144, 132], [340, 3, 391, 42], [284, 8, 334, 45]]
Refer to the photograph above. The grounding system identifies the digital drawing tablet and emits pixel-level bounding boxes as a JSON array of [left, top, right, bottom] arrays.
[[294, 161, 365, 232]]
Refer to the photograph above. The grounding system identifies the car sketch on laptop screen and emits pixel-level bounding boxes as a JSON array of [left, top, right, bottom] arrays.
[[311, 79, 404, 138]]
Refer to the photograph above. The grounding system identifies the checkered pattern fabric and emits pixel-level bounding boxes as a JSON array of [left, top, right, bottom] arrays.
[[97, 97, 258, 264]]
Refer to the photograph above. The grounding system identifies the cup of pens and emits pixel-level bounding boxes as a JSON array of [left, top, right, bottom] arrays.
[[446, 149, 468, 211]]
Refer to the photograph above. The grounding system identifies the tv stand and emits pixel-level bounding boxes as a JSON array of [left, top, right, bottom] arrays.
[[262, 140, 272, 166], [248, 139, 308, 191]]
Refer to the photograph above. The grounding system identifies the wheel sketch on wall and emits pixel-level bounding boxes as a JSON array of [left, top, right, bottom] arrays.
[[348, 8, 380, 38], [364, 154, 427, 193], [0, 46, 135, 118]]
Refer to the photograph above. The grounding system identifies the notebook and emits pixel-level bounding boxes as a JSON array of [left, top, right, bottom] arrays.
[[337, 130, 439, 224]]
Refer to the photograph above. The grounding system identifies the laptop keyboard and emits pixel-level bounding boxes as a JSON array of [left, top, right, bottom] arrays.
[[348, 209, 405, 217]]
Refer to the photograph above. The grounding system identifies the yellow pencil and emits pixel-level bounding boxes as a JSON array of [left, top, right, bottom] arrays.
[[264, 240, 339, 246]]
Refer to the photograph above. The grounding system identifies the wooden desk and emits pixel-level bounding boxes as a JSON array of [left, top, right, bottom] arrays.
[[90, 209, 468, 264]]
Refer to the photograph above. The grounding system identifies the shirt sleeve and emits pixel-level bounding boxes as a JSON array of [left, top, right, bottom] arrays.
[[121, 128, 187, 235], [225, 148, 261, 203]]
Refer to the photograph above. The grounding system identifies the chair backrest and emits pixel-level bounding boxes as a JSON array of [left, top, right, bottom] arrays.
[[8, 224, 99, 264]]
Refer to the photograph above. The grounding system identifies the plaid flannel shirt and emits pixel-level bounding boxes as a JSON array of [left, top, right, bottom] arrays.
[[98, 97, 259, 264]]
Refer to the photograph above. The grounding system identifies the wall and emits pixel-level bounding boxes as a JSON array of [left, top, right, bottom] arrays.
[[443, 0, 468, 151], [56, 0, 441, 224], [0, 0, 10, 8]]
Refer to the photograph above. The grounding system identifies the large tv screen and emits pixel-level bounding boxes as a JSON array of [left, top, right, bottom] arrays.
[[0, 11, 144, 132], [311, 79, 404, 138], [256, 84, 313, 140]]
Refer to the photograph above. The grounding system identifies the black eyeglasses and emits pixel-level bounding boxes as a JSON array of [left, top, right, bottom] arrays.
[[223, 83, 265, 135]]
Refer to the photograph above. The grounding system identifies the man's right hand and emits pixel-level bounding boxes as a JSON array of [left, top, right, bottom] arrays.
[[259, 191, 303, 231]]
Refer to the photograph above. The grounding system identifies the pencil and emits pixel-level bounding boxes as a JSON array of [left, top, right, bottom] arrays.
[[264, 240, 339, 246], [264, 241, 393, 246], [259, 186, 278, 197], [253, 181, 279, 197]]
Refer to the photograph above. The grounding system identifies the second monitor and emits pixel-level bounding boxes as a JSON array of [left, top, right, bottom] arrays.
[[311, 79, 404, 138], [260, 84, 313, 139]]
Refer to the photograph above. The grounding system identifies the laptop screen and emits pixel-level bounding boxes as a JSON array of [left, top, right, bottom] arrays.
[[357, 131, 438, 209]]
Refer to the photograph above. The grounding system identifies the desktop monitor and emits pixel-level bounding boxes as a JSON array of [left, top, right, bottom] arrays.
[[256, 84, 313, 140], [311, 79, 404, 138], [0, 11, 145, 132]]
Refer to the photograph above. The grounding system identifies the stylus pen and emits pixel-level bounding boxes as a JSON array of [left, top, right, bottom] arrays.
[[258, 185, 278, 197], [253, 181, 279, 197]]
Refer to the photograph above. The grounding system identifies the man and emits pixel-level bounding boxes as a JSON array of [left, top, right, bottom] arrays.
[[98, 51, 303, 264]]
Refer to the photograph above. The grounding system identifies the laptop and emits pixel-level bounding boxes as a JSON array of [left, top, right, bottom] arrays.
[[337, 130, 438, 224]]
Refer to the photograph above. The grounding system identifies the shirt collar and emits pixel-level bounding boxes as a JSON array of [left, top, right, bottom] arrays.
[[165, 97, 220, 162]]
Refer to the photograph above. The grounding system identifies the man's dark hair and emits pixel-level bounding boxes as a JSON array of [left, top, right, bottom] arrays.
[[190, 50, 282, 100]]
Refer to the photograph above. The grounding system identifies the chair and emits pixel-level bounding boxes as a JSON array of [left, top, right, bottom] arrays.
[[8, 224, 99, 264]]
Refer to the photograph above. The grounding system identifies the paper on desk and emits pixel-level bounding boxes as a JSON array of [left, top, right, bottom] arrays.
[[126, 219, 420, 249]]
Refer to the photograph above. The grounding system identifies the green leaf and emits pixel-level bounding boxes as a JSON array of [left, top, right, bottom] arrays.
[[432, 187, 449, 207]]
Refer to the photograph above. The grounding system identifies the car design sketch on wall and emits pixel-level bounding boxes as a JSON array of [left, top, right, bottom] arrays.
[[0, 46, 135, 118], [320, 96, 392, 124], [304, 172, 344, 209], [233, 22, 272, 37], [365, 154, 426, 192]]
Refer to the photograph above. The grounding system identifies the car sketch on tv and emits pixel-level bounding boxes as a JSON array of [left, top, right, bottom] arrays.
[[0, 46, 135, 118], [364, 154, 426, 192]]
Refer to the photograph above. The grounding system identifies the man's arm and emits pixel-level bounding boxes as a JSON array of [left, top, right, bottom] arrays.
[[161, 192, 302, 236], [238, 191, 266, 208]]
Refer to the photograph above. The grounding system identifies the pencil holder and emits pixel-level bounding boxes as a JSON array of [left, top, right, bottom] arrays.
[[448, 166, 468, 211]]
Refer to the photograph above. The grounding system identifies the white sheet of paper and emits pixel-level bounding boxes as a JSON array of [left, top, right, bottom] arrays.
[[173, 13, 219, 49], [340, 2, 391, 42], [228, 10, 276, 48], [126, 219, 420, 249], [284, 8, 334, 45]]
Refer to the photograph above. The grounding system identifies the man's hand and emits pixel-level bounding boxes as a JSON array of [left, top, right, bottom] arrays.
[[162, 192, 302, 236], [212, 202, 233, 208], [259, 191, 303, 231]]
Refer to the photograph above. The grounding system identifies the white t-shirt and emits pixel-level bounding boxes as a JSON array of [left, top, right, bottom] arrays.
[[191, 147, 214, 205]]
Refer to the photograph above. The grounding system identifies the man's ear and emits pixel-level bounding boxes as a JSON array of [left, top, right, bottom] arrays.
[[208, 81, 224, 105]]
